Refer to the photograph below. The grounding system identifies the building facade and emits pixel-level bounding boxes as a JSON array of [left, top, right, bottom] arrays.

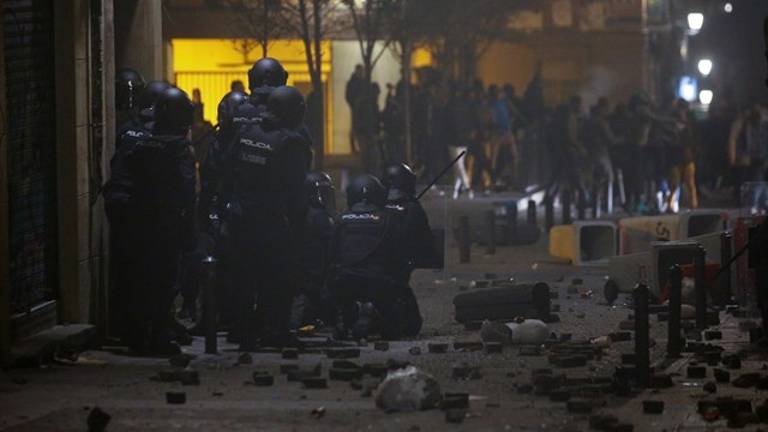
[[0, 0, 164, 363]]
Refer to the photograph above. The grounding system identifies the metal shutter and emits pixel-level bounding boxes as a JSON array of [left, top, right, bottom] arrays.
[[3, 0, 58, 315]]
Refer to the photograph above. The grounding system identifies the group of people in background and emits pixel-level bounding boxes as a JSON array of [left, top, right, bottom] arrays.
[[105, 58, 437, 356], [346, 66, 768, 214]]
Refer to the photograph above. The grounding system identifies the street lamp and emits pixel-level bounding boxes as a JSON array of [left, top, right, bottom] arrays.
[[697, 59, 713, 77], [687, 12, 704, 33], [724, 3, 733, 14], [699, 89, 714, 105]]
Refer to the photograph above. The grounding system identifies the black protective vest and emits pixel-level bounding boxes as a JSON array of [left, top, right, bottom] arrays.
[[333, 205, 407, 282], [385, 197, 438, 268], [104, 121, 152, 210], [228, 120, 311, 228]]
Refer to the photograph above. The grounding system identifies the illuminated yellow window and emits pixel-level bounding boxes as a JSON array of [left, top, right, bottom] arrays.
[[171, 38, 333, 151]]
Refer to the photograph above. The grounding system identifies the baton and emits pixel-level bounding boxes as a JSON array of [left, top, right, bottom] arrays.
[[416, 150, 467, 200]]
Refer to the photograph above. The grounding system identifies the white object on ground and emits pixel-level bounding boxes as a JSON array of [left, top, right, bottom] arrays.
[[375, 366, 442, 412], [480, 319, 549, 345]]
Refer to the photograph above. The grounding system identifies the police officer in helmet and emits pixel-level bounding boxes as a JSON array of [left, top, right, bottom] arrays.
[[226, 85, 312, 349], [105, 86, 196, 355], [108, 67, 145, 347], [329, 174, 417, 340], [381, 162, 436, 336], [291, 172, 336, 328]]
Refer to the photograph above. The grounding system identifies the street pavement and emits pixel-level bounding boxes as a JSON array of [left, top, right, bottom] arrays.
[[1, 218, 767, 431]]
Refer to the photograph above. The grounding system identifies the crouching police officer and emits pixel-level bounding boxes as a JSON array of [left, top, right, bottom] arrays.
[[291, 172, 336, 328], [105, 86, 196, 355], [329, 175, 420, 340], [382, 162, 440, 337], [227, 86, 312, 349]]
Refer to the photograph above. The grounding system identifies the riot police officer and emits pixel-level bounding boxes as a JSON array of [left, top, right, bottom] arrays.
[[381, 162, 438, 336], [105, 86, 196, 355], [329, 175, 419, 340], [227, 85, 312, 349], [196, 59, 288, 342], [291, 172, 336, 328], [200, 89, 248, 222], [202, 58, 311, 218]]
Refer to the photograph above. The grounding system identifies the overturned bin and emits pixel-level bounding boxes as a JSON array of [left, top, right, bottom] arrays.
[[453, 282, 551, 323]]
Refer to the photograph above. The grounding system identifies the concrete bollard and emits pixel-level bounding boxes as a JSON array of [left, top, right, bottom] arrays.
[[634, 283, 650, 388], [545, 196, 554, 231], [507, 204, 518, 243], [527, 200, 537, 226], [485, 210, 496, 255], [721, 231, 732, 304], [562, 190, 573, 225], [695, 245, 707, 330], [202, 255, 218, 354], [577, 190, 587, 220], [667, 265, 683, 358], [458, 215, 471, 263]]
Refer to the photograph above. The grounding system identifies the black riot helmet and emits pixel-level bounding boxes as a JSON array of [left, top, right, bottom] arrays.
[[115, 68, 146, 110], [346, 174, 386, 209], [217, 90, 248, 127], [383, 162, 417, 201], [305, 172, 336, 210], [248, 57, 288, 91], [153, 87, 194, 136], [267, 86, 306, 129], [137, 80, 172, 121]]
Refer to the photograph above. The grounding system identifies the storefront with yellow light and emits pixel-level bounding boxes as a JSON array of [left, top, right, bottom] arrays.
[[171, 38, 432, 156], [171, 38, 334, 151]]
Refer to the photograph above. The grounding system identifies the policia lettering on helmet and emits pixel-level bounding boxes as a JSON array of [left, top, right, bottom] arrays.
[[225, 86, 313, 349], [328, 175, 421, 340], [291, 172, 336, 328], [104, 87, 196, 355]]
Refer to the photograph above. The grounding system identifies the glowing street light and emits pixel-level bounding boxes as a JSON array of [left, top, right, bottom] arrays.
[[687, 12, 704, 32], [699, 89, 714, 105], [724, 3, 733, 13], [697, 59, 713, 76]]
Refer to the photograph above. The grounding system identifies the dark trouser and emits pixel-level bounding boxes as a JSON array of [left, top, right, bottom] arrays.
[[179, 233, 213, 317], [110, 210, 181, 350], [109, 215, 140, 343], [332, 274, 422, 339], [230, 215, 297, 347]]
